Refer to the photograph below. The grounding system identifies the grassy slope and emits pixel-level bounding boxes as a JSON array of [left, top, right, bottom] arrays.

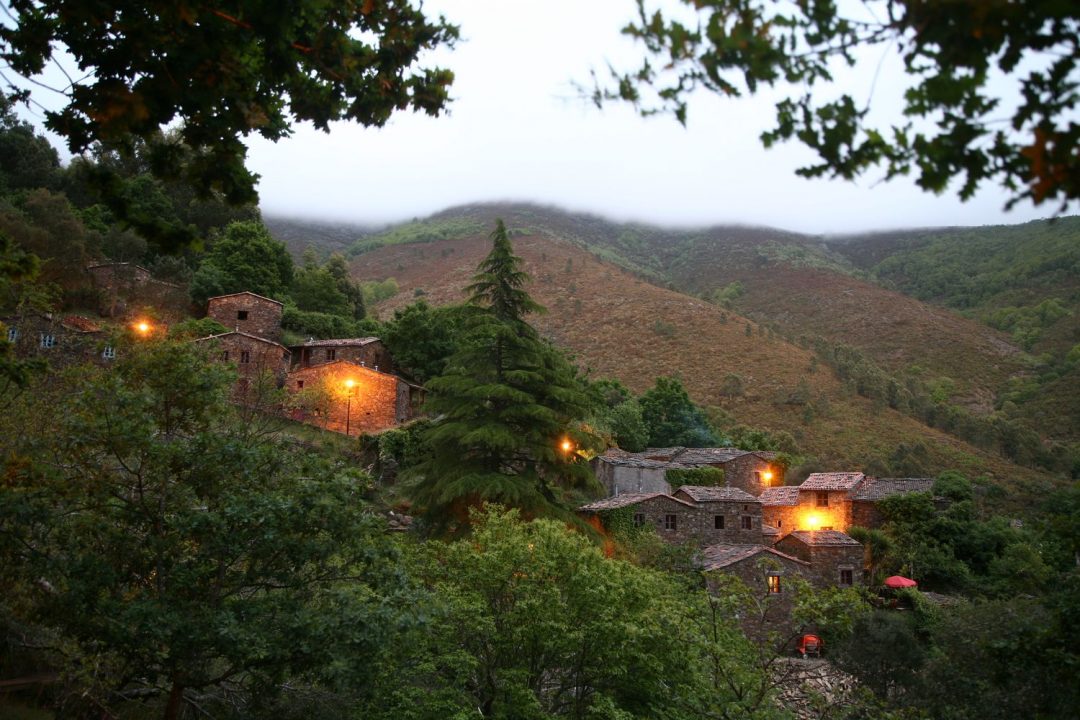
[[349, 229, 1056, 504]]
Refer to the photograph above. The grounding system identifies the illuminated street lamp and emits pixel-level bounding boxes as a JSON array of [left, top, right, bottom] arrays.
[[133, 320, 152, 336], [560, 438, 573, 455], [344, 378, 356, 436]]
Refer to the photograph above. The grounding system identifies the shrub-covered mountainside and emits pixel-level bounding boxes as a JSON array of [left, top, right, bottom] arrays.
[[272, 205, 1071, 505], [296, 204, 1078, 464]]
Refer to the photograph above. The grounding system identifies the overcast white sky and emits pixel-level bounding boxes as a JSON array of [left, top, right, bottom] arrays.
[[11, 1, 1070, 234]]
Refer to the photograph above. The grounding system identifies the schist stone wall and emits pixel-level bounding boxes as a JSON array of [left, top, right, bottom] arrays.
[[290, 339, 394, 373], [721, 454, 783, 496], [286, 361, 408, 435], [774, 532, 863, 588], [205, 333, 291, 380], [206, 292, 283, 342], [594, 459, 672, 496]]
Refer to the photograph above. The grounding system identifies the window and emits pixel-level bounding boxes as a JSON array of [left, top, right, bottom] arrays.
[[839, 569, 854, 586], [664, 514, 677, 531], [6, 327, 17, 342], [240, 350, 251, 364], [221, 350, 230, 362], [714, 515, 725, 530], [237, 310, 249, 320], [102, 346, 116, 360], [633, 513, 646, 528], [816, 491, 829, 507], [326, 348, 336, 361], [39, 333, 55, 349], [297, 380, 305, 389], [777, 519, 782, 528], [767, 575, 781, 594], [741, 516, 753, 530]]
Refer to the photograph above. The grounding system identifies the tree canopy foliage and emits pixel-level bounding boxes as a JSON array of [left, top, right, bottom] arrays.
[[0, 0, 458, 215], [598, 0, 1079, 209], [406, 221, 599, 534]]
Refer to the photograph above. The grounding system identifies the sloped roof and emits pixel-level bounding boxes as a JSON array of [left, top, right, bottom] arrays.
[[578, 492, 695, 512], [800, 472, 866, 491], [784, 530, 861, 547], [759, 486, 800, 506], [194, 330, 289, 352], [286, 358, 415, 384], [291, 337, 382, 348], [669, 447, 750, 465], [206, 290, 284, 306], [700, 543, 809, 571], [676, 485, 759, 503], [60, 315, 102, 333], [852, 478, 934, 501]]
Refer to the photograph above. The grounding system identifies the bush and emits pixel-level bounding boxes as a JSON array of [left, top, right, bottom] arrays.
[[665, 466, 725, 487]]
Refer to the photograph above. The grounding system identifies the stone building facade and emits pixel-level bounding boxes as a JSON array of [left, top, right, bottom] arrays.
[[285, 360, 419, 436], [759, 486, 802, 537], [2, 312, 116, 367], [289, 337, 394, 373], [87, 262, 185, 318], [195, 331, 292, 398], [593, 447, 783, 497], [206, 292, 284, 342], [774, 530, 863, 588], [672, 486, 764, 544]]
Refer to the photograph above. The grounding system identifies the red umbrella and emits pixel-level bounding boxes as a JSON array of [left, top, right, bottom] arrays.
[[884, 575, 918, 589]]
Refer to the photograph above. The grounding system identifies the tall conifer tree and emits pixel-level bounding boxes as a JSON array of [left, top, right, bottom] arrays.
[[407, 220, 598, 534]]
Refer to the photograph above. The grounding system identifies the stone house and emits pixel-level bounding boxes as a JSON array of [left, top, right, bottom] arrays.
[[288, 337, 394, 373], [285, 359, 420, 436], [850, 478, 935, 528], [195, 331, 292, 398], [2, 312, 117, 367], [701, 543, 810, 598], [578, 493, 701, 544], [87, 262, 185, 318], [774, 530, 863, 588], [206, 291, 284, 342], [593, 446, 783, 497], [672, 486, 763, 544], [759, 485, 802, 537]]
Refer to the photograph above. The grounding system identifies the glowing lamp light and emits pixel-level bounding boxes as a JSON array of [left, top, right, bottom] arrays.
[[806, 514, 822, 531], [344, 378, 356, 390], [134, 321, 151, 334], [560, 439, 573, 454], [762, 470, 774, 483]]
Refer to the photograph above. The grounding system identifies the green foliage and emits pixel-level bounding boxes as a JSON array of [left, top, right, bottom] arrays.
[[360, 277, 400, 307], [347, 218, 484, 256], [639, 376, 719, 448], [665, 466, 725, 487], [0, 97, 60, 194], [166, 316, 228, 340], [190, 220, 294, 305], [381, 300, 475, 382], [406, 221, 600, 534], [599, 1, 1079, 208], [709, 280, 744, 307], [603, 399, 649, 453], [281, 305, 366, 340], [0, 340, 405, 718], [291, 264, 352, 316], [1, 1, 458, 227]]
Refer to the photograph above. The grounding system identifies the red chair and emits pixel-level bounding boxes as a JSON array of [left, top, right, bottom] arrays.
[[798, 634, 822, 657]]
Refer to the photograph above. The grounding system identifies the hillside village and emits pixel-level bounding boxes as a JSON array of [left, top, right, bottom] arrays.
[[5, 259, 938, 621]]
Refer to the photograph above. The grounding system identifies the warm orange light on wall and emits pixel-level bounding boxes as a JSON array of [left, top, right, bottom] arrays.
[[806, 514, 822, 530]]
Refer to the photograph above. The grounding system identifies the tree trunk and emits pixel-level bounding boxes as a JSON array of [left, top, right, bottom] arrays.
[[163, 680, 184, 720]]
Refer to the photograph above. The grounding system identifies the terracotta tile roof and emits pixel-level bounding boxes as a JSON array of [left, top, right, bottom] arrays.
[[786, 530, 861, 547], [759, 486, 800, 506], [206, 290, 284, 306], [578, 492, 695, 512], [700, 543, 809, 571], [852, 478, 934, 501], [800, 472, 866, 491], [676, 485, 759, 503], [292, 336, 382, 348]]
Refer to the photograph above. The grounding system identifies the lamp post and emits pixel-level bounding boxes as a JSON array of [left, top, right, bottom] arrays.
[[344, 378, 356, 435]]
